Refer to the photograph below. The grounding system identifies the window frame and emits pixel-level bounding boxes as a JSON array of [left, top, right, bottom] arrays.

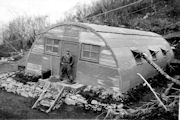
[[149, 49, 159, 60], [161, 48, 168, 56], [80, 43, 100, 63], [131, 50, 143, 65], [44, 38, 60, 56]]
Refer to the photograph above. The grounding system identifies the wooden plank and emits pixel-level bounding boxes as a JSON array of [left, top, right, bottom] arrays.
[[32, 82, 51, 109], [137, 73, 168, 111], [46, 86, 65, 113], [141, 53, 180, 85]]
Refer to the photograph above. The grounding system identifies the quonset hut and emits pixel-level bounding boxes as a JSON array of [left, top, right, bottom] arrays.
[[26, 22, 174, 92]]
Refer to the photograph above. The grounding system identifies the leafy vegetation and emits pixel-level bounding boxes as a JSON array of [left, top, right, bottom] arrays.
[[1, 0, 179, 54], [64, 0, 180, 35]]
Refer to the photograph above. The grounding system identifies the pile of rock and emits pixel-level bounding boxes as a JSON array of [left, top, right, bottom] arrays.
[[62, 86, 126, 113], [0, 72, 126, 113], [0, 72, 15, 79], [63, 92, 125, 113], [65, 93, 87, 106], [0, 73, 47, 98], [39, 84, 61, 108]]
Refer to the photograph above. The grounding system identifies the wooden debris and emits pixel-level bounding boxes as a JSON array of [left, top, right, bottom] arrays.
[[141, 53, 180, 85], [137, 73, 168, 111], [164, 83, 174, 96], [32, 82, 51, 109]]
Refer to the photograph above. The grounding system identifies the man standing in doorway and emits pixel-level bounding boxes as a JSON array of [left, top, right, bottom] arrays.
[[60, 50, 75, 84]]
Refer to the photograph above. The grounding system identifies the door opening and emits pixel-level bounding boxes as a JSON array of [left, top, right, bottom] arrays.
[[60, 41, 79, 81]]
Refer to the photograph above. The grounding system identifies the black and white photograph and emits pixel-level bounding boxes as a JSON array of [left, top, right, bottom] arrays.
[[0, 0, 179, 119]]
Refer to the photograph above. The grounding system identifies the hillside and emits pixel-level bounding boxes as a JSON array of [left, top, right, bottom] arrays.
[[64, 0, 180, 36]]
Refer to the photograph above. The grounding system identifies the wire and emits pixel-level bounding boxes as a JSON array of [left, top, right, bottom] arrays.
[[85, 0, 144, 20], [128, 5, 151, 15], [128, 1, 160, 15]]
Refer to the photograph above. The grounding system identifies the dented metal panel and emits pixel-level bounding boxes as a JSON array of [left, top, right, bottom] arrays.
[[82, 23, 160, 37], [76, 60, 120, 91]]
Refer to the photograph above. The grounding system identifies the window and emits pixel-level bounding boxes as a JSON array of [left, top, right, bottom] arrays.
[[81, 44, 100, 62], [149, 50, 158, 60], [131, 50, 143, 64], [161, 48, 168, 56], [45, 39, 59, 54]]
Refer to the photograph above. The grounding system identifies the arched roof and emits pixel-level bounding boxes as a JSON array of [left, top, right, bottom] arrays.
[[38, 22, 119, 67], [39, 22, 167, 68], [81, 23, 168, 69], [82, 23, 161, 37]]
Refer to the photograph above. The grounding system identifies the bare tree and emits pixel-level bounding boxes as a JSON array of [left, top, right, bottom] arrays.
[[2, 16, 49, 51]]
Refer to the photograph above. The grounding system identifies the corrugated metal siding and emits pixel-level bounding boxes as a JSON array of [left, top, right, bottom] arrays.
[[76, 60, 120, 91], [114, 46, 172, 92], [79, 32, 105, 46], [98, 32, 165, 48], [82, 23, 160, 37]]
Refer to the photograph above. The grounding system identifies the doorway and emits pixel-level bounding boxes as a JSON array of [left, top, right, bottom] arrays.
[[60, 41, 79, 80]]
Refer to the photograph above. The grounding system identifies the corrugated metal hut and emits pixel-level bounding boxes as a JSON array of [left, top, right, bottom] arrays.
[[26, 22, 174, 92]]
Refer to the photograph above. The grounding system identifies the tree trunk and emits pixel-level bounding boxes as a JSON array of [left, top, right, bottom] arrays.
[[141, 53, 180, 85]]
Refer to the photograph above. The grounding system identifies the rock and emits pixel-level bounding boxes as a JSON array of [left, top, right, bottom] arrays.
[[1, 83, 8, 88], [77, 98, 87, 104], [16, 82, 23, 87], [6, 77, 13, 82], [28, 92, 34, 98], [75, 94, 82, 98], [118, 109, 128, 116], [96, 107, 102, 111], [111, 104, 117, 109], [99, 103, 107, 108], [92, 106, 97, 111], [64, 97, 76, 105], [84, 104, 91, 110], [10, 87, 17, 93], [106, 105, 112, 110], [27, 82, 36, 86], [44, 93, 53, 99], [70, 95, 78, 100], [91, 100, 98, 105], [83, 85, 92, 92], [21, 91, 29, 98], [35, 87, 43, 92], [16, 88, 24, 95], [117, 104, 123, 109]]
